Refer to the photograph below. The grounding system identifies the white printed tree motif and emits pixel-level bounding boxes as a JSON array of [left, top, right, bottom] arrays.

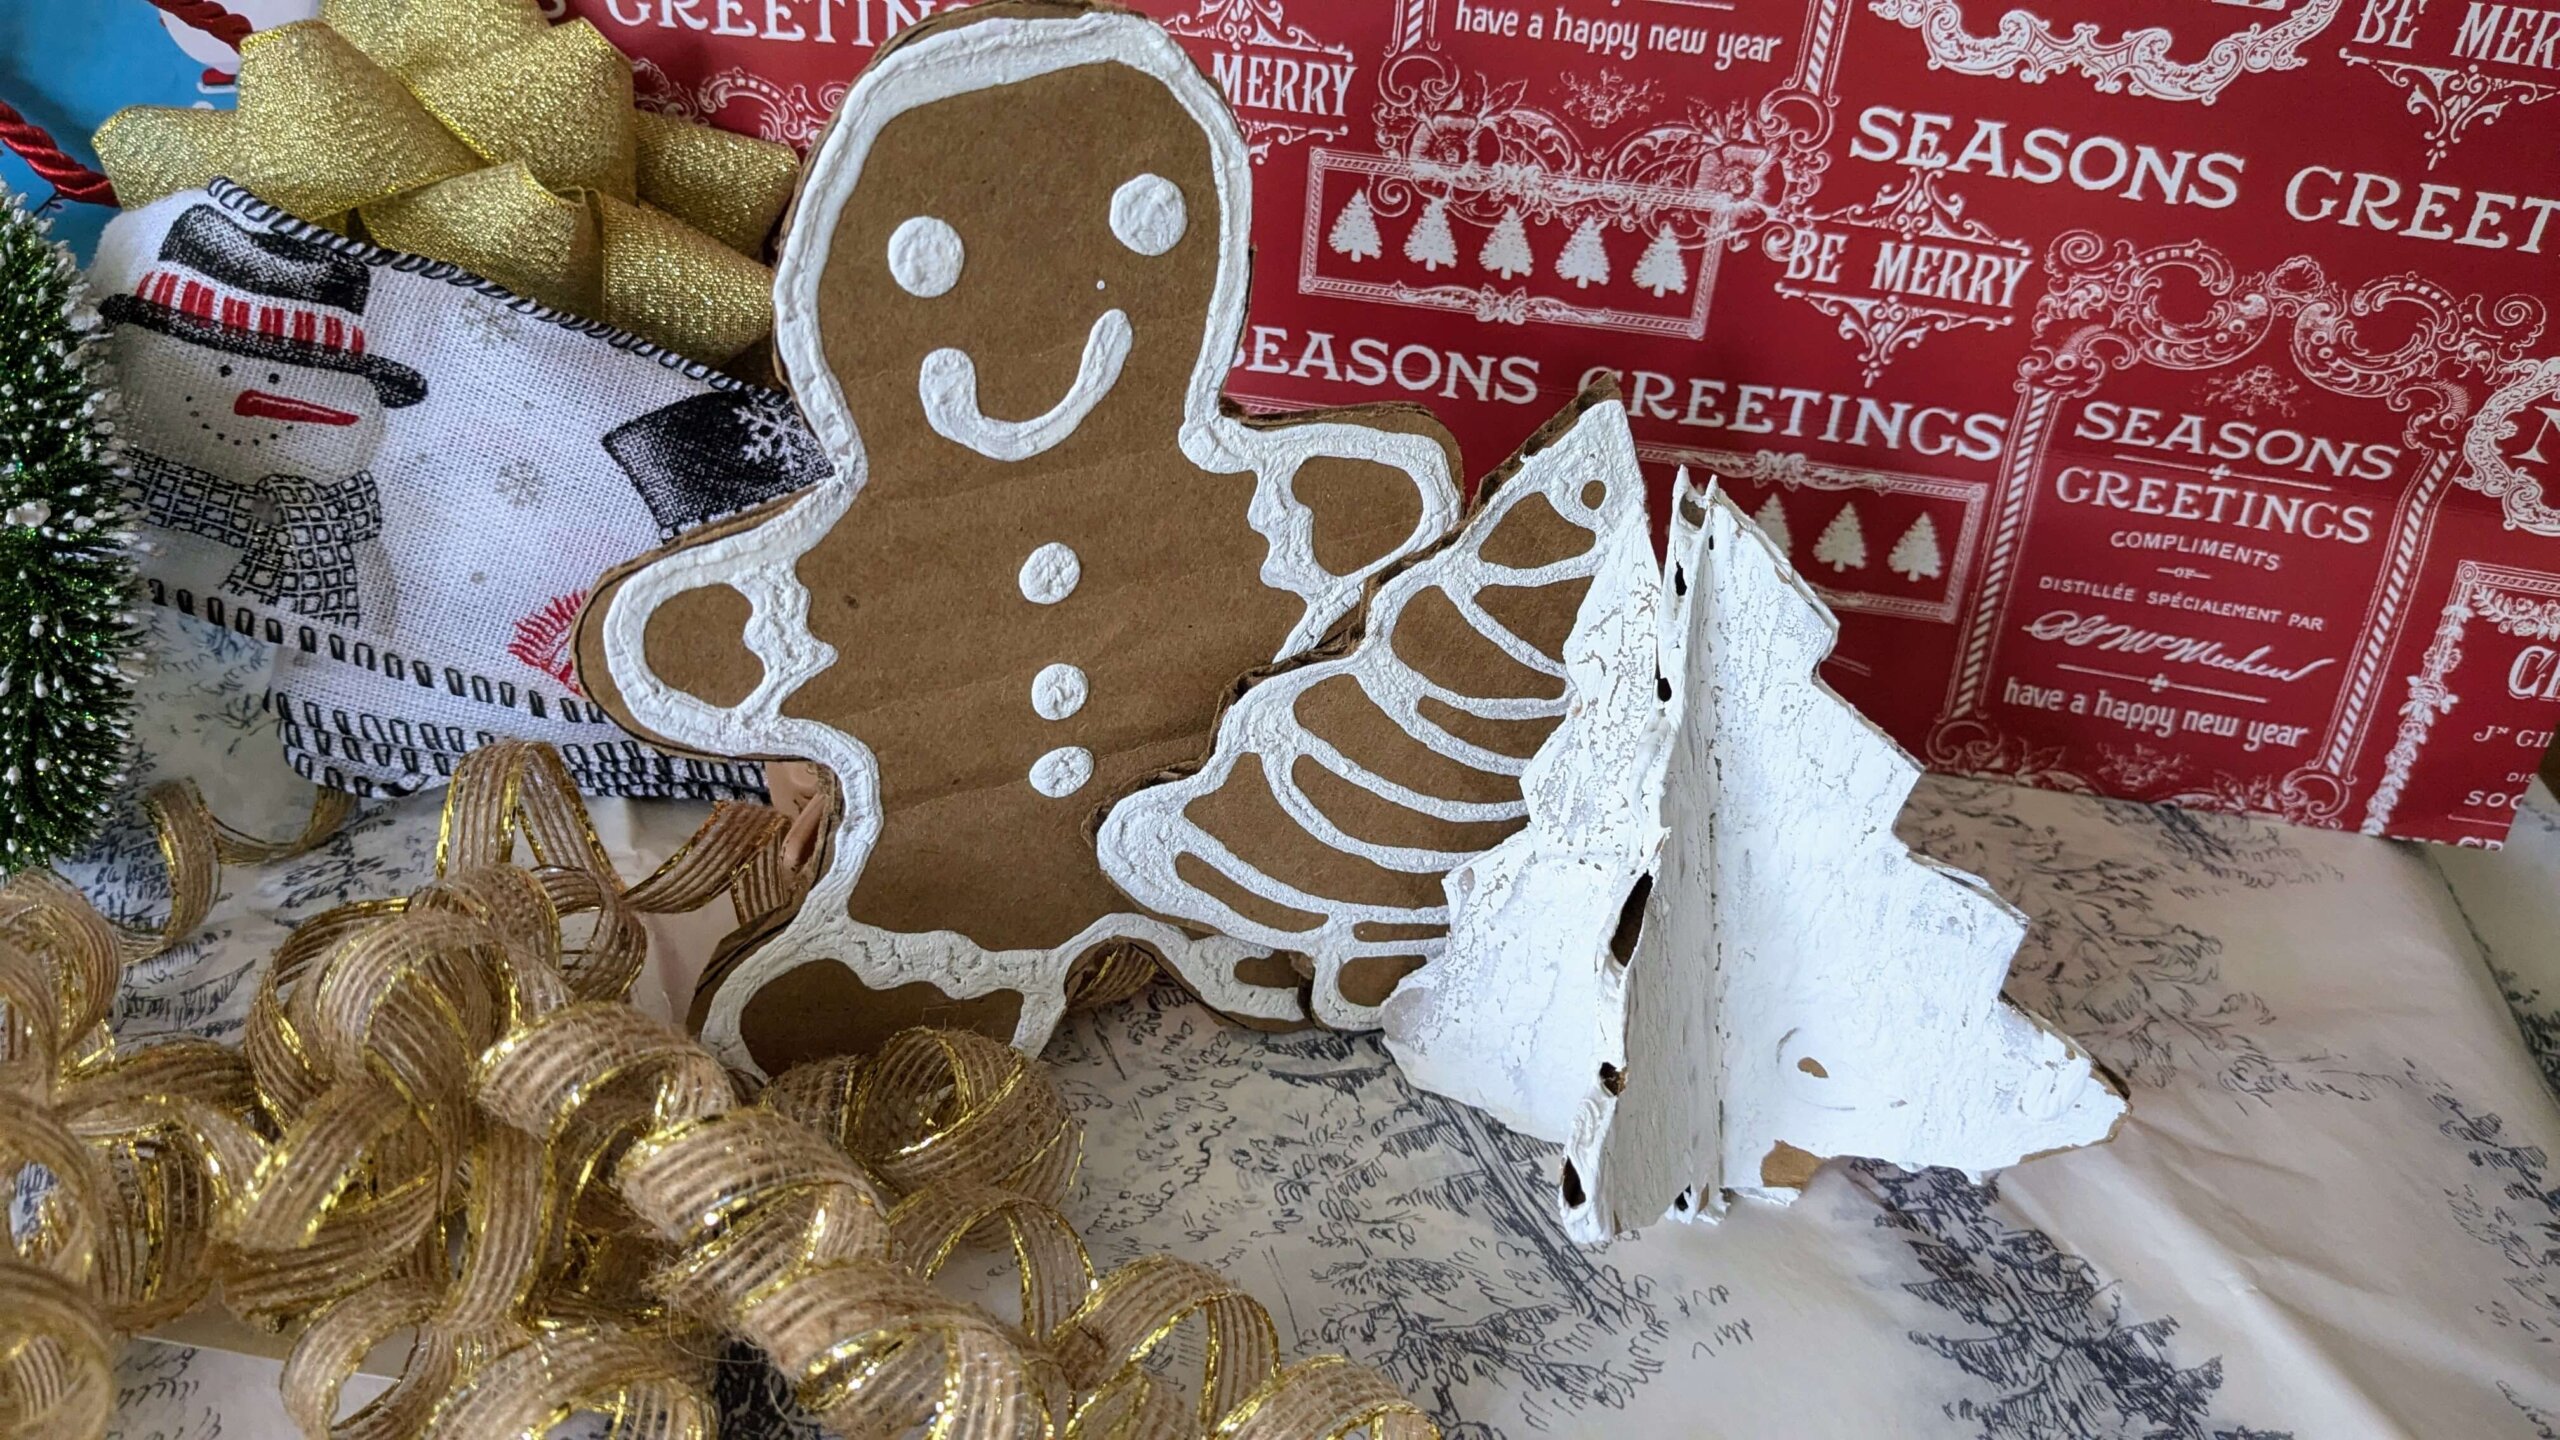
[[1404, 196, 1458, 271], [1329, 188, 1382, 263], [1751, 494, 1792, 558], [1480, 207, 1533, 279], [1888, 513, 1943, 582], [1555, 218, 1611, 289], [1632, 227, 1687, 297], [1814, 502, 1868, 571]]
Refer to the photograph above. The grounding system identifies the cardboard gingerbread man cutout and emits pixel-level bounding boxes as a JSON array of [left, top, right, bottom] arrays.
[[578, 2, 1461, 1073]]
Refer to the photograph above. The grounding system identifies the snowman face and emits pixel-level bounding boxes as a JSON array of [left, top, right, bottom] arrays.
[[812, 58, 1222, 470], [113, 331, 386, 481]]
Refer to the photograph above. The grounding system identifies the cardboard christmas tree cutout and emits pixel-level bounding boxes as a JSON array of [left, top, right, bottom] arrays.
[[1383, 468, 2123, 1241], [1099, 388, 1641, 1028], [577, 2, 1461, 1073]]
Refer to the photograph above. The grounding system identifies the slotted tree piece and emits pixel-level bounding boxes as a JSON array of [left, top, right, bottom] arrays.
[[1099, 393, 1641, 1028], [1386, 468, 2124, 1242]]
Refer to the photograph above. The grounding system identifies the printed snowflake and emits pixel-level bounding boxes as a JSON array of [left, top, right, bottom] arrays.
[[740, 401, 807, 466], [494, 458, 544, 509], [1558, 69, 1657, 128], [458, 294, 524, 348], [2200, 365, 2300, 419]]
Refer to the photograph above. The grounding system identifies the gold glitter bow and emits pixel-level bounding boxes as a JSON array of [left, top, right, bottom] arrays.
[[93, 0, 798, 363], [0, 743, 1437, 1440]]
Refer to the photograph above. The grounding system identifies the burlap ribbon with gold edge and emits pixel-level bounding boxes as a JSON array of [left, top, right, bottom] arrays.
[[0, 741, 1436, 1440], [94, 0, 798, 363]]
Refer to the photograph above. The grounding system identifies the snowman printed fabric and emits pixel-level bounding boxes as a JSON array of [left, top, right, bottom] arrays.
[[93, 181, 826, 801]]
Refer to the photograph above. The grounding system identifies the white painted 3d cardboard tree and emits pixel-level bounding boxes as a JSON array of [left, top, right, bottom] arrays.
[[1112, 397, 2123, 1240], [1392, 471, 2122, 1240]]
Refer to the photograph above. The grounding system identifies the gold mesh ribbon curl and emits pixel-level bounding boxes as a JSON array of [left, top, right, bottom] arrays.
[[94, 0, 798, 362], [0, 742, 1438, 1440]]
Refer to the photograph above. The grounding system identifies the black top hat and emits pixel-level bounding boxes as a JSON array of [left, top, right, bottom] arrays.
[[102, 205, 428, 409], [604, 392, 829, 538]]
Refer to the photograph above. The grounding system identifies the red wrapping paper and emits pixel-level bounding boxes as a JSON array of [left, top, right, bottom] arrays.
[[561, 0, 2560, 844]]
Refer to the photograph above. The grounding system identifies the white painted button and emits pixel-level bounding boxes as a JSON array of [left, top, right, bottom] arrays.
[[1110, 174, 1186, 256], [1031, 663, 1088, 721], [1018, 542, 1080, 604], [888, 216, 963, 298], [1029, 746, 1093, 798]]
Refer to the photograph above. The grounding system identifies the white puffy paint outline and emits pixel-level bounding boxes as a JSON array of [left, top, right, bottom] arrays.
[[596, 10, 1458, 1070], [1099, 401, 1639, 1030], [920, 306, 1133, 461], [1380, 458, 2124, 1241]]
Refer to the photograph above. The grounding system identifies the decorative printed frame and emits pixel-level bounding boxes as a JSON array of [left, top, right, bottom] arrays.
[[1867, 0, 2345, 104], [1636, 441, 1986, 625], [1291, 0, 1850, 340], [1931, 231, 2547, 828], [2363, 561, 2560, 837]]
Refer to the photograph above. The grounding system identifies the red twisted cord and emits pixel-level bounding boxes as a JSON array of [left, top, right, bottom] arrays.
[[0, 98, 116, 207], [144, 0, 254, 50], [0, 0, 260, 210]]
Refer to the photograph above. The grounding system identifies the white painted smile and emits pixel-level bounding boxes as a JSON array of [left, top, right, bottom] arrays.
[[918, 308, 1132, 462]]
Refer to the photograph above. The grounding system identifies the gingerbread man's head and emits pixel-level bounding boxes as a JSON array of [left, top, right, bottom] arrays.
[[785, 2, 1238, 483], [581, 2, 1459, 1072]]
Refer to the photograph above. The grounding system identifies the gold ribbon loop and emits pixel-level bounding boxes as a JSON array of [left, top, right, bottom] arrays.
[[95, 2, 799, 361], [0, 741, 1437, 1439], [1214, 1355, 1441, 1440], [890, 1180, 1095, 1340], [0, 1262, 116, 1438], [420, 1323, 712, 1440], [280, 1274, 457, 1440]]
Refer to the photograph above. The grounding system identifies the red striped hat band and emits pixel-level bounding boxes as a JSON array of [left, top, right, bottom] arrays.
[[135, 264, 369, 357]]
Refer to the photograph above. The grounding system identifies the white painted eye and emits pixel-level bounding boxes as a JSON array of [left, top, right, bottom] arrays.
[[888, 215, 963, 298], [1109, 174, 1185, 256]]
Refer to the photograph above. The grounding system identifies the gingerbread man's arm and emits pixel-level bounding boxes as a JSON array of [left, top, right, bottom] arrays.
[[1219, 400, 1466, 657], [574, 486, 855, 761]]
